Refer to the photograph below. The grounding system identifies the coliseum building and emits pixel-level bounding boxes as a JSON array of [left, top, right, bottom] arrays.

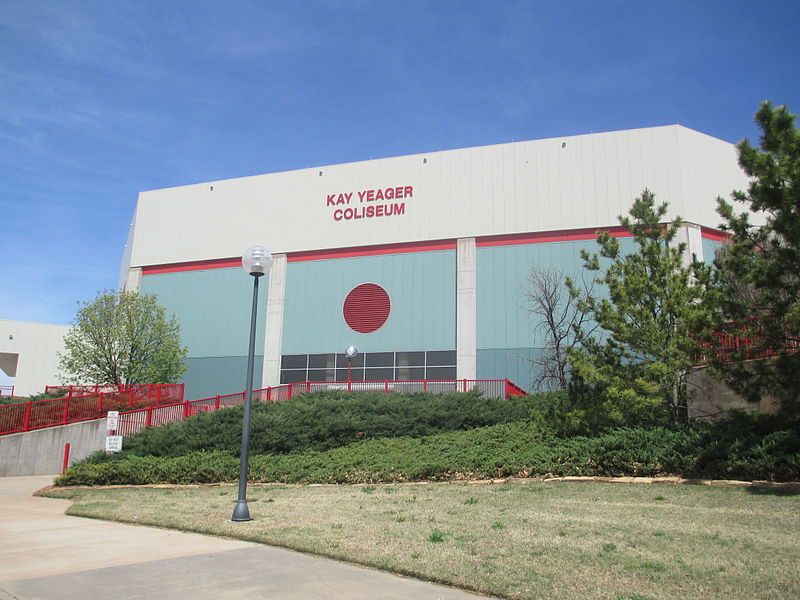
[[120, 126, 747, 400]]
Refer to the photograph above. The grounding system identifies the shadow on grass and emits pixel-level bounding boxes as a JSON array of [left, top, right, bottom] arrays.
[[746, 486, 800, 496]]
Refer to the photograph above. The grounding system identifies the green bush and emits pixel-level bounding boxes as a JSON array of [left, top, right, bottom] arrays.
[[113, 389, 538, 458], [0, 390, 66, 406], [56, 412, 800, 486]]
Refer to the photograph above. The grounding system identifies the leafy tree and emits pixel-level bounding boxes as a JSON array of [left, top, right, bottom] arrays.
[[565, 191, 712, 430], [714, 101, 800, 409], [59, 290, 188, 385]]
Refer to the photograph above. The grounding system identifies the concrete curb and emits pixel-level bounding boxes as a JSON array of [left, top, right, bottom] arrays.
[[538, 475, 800, 490], [40, 475, 800, 495]]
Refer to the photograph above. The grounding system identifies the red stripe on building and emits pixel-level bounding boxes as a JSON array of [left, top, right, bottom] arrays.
[[140, 224, 716, 275], [700, 227, 730, 243], [476, 226, 632, 247], [141, 257, 241, 275], [287, 239, 457, 262]]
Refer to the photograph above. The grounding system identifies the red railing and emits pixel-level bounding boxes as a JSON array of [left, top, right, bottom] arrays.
[[44, 384, 146, 398], [116, 379, 525, 438], [694, 316, 800, 365], [0, 384, 184, 436]]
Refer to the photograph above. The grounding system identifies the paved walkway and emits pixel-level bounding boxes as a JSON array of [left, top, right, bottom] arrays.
[[0, 476, 487, 599]]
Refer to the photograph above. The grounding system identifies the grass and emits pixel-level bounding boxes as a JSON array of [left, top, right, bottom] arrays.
[[44, 481, 800, 600]]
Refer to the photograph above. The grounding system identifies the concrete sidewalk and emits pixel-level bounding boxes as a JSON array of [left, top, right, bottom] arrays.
[[0, 476, 487, 599]]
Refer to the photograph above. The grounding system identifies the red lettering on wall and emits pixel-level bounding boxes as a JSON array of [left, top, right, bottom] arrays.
[[327, 185, 412, 221]]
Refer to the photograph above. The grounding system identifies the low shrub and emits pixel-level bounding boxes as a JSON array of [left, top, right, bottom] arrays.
[[111, 389, 540, 458], [55, 412, 800, 486]]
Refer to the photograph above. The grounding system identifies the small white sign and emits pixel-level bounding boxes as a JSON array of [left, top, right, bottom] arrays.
[[105, 435, 123, 453], [107, 411, 119, 430]]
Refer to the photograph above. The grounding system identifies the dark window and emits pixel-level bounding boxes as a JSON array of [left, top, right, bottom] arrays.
[[395, 351, 424, 367], [364, 367, 395, 381], [309, 353, 335, 369], [396, 367, 425, 380], [335, 353, 365, 368], [280, 370, 307, 384], [426, 350, 456, 366], [281, 355, 308, 369], [426, 366, 457, 380], [335, 368, 363, 382], [366, 352, 394, 367], [308, 369, 335, 382]]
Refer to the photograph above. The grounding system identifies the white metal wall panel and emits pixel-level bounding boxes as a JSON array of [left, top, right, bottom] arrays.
[[0, 320, 71, 396], [129, 125, 750, 268]]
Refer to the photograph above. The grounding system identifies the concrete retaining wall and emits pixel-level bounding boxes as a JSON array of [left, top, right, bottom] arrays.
[[0, 419, 109, 476], [687, 370, 779, 419]]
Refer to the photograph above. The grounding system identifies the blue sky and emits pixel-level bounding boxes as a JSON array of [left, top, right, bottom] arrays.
[[1, 0, 799, 336]]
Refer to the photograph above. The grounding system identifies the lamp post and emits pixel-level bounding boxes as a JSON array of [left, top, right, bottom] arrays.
[[231, 245, 273, 522], [345, 345, 358, 392]]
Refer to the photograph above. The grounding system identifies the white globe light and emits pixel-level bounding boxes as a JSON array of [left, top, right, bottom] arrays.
[[242, 246, 273, 277], [345, 345, 358, 358]]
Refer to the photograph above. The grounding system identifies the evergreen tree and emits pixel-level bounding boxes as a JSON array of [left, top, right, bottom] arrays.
[[59, 290, 188, 385], [566, 191, 712, 429], [714, 101, 800, 409]]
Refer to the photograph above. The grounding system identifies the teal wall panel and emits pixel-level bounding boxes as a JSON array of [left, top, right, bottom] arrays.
[[183, 356, 262, 400], [477, 239, 622, 350], [476, 238, 637, 391], [141, 268, 269, 359], [701, 238, 723, 265], [477, 348, 543, 391], [141, 268, 270, 399], [283, 251, 456, 355]]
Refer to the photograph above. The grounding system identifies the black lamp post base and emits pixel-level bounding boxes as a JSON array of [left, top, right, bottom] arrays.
[[231, 500, 252, 522]]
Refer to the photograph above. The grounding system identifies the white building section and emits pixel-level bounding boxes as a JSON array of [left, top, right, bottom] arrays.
[[122, 125, 749, 272], [0, 320, 71, 396]]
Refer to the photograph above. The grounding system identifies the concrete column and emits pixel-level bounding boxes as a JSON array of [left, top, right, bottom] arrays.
[[673, 223, 704, 266], [456, 238, 477, 380], [261, 253, 287, 387], [123, 267, 142, 293]]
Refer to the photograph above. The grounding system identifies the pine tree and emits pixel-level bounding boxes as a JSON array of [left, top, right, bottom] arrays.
[[714, 101, 800, 409], [566, 190, 712, 430]]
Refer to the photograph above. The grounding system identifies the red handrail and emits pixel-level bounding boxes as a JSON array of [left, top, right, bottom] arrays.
[[2, 379, 525, 438], [0, 384, 185, 436]]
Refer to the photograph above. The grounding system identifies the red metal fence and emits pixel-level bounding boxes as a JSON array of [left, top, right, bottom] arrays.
[[0, 384, 184, 436], [1, 379, 522, 438], [694, 317, 800, 365], [44, 384, 148, 398], [116, 379, 526, 438]]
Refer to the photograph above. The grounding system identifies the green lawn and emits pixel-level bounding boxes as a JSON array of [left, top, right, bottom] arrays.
[[45, 480, 799, 600]]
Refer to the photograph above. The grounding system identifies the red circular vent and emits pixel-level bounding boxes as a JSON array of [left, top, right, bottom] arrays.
[[343, 283, 391, 333]]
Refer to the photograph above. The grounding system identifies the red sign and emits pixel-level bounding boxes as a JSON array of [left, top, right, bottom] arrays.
[[326, 185, 413, 222]]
